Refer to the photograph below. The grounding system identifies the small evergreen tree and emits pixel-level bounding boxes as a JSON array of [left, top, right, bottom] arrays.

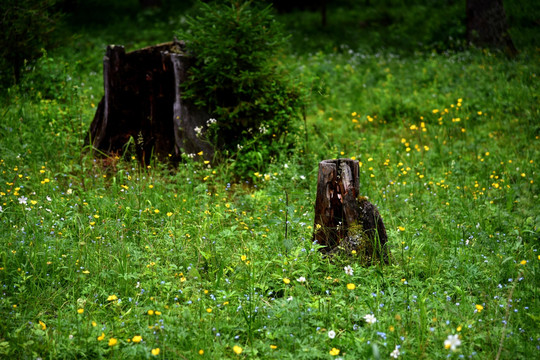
[[178, 0, 303, 178]]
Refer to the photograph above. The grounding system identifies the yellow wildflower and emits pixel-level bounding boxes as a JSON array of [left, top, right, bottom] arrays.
[[132, 335, 142, 343], [329, 348, 340, 356]]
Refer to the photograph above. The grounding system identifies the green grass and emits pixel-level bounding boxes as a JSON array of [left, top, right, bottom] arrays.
[[0, 2, 539, 359]]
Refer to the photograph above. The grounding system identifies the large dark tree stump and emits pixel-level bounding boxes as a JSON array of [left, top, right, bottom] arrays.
[[313, 159, 389, 264], [86, 40, 213, 163]]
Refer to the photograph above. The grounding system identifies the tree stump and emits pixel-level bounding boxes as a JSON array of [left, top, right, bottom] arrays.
[[313, 159, 389, 264], [85, 40, 213, 164]]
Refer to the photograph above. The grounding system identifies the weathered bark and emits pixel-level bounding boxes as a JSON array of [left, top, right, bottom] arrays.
[[466, 0, 517, 56], [86, 40, 213, 163], [313, 159, 389, 264]]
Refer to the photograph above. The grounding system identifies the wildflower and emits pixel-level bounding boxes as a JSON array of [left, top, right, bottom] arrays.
[[398, 226, 405, 232], [444, 334, 461, 351], [39, 320, 46, 330], [364, 314, 377, 324], [148, 310, 154, 315], [241, 255, 247, 261], [18, 196, 28, 205], [347, 283, 356, 290], [329, 348, 340, 356], [199, 349, 204, 355], [520, 260, 527, 265], [283, 278, 291, 284], [206, 308, 212, 313], [107, 295, 118, 301], [475, 304, 484, 313], [390, 345, 400, 358], [108, 338, 118, 347], [233, 345, 243, 354], [270, 345, 277, 349], [77, 308, 84, 314], [151, 348, 160, 356], [92, 321, 97, 327], [97, 332, 105, 341], [167, 212, 173, 217], [297, 276, 306, 283], [344, 265, 353, 276], [328, 330, 336, 339], [132, 335, 142, 343]]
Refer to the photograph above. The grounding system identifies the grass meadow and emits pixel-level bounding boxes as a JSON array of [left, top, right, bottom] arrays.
[[0, 2, 539, 359]]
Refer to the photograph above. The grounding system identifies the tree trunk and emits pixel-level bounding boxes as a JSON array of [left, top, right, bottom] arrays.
[[466, 0, 517, 56], [313, 159, 389, 264], [86, 40, 213, 164]]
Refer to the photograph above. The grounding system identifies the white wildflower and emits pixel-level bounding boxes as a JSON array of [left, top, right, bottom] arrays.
[[390, 345, 400, 358], [444, 334, 461, 351], [364, 314, 377, 324]]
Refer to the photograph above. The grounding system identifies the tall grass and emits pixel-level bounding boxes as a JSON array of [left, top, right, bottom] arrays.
[[0, 2, 538, 359]]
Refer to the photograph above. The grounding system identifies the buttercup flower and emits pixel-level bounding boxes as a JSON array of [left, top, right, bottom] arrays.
[[108, 338, 118, 347], [132, 335, 142, 343], [233, 345, 243, 354], [329, 347, 340, 356], [151, 348, 160, 356]]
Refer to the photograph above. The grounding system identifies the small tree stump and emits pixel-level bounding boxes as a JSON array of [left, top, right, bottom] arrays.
[[86, 40, 213, 163], [313, 159, 389, 264]]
